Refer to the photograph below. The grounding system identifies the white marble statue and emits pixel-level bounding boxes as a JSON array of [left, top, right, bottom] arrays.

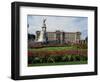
[[37, 19, 47, 43]]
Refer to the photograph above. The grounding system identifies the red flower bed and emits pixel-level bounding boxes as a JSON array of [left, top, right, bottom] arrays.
[[28, 50, 87, 57]]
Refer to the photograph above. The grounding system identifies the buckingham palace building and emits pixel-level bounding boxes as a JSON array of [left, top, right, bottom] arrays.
[[36, 30, 81, 44]]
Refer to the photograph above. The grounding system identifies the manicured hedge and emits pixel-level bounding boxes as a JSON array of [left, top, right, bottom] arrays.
[[28, 54, 87, 64]]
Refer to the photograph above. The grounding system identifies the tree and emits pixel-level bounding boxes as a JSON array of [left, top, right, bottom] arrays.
[[28, 34, 35, 40], [85, 37, 88, 43]]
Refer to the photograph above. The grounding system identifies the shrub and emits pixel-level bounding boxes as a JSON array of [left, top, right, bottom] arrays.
[[80, 56, 87, 61], [55, 55, 62, 62], [75, 55, 80, 61], [28, 54, 87, 64], [47, 55, 56, 63], [62, 55, 69, 62], [32, 57, 40, 63], [28, 56, 34, 64]]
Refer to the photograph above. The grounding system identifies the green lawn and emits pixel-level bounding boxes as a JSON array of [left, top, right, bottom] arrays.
[[29, 46, 86, 51], [28, 61, 87, 67]]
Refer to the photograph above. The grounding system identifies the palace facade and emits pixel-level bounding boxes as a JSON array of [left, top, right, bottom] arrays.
[[36, 30, 81, 44]]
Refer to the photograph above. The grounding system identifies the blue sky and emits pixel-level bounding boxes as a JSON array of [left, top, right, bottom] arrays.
[[27, 15, 88, 40]]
